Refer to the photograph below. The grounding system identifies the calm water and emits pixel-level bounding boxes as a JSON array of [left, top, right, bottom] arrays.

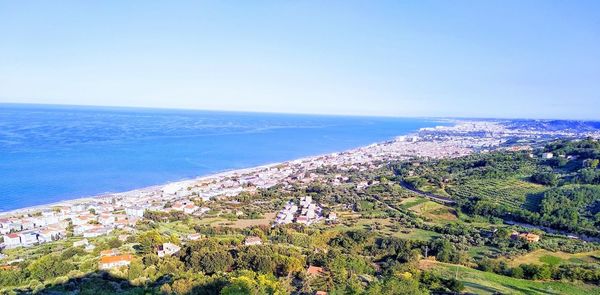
[[0, 104, 445, 212]]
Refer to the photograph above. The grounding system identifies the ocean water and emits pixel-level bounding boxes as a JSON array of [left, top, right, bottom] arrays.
[[0, 104, 445, 212]]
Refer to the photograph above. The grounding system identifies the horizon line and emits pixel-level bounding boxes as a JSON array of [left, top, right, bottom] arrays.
[[1, 101, 598, 122]]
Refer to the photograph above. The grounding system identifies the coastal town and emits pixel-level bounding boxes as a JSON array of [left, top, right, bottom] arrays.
[[1, 120, 599, 269]]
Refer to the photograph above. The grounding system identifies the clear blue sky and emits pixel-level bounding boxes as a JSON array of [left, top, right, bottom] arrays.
[[1, 1, 598, 119]]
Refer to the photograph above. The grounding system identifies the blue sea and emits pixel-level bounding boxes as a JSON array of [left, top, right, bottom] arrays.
[[0, 104, 445, 212]]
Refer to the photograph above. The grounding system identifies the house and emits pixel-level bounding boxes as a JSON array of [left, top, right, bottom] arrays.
[[315, 292, 327, 295], [187, 233, 202, 241], [296, 216, 309, 225], [19, 233, 39, 246], [157, 243, 181, 257], [511, 231, 540, 243], [327, 212, 337, 222], [84, 244, 96, 252], [72, 215, 94, 226], [38, 228, 62, 242], [170, 202, 186, 212], [519, 232, 541, 243], [83, 226, 112, 238], [73, 239, 89, 247], [98, 214, 116, 226], [306, 265, 325, 276], [244, 236, 262, 246], [3, 233, 21, 248], [100, 248, 120, 257], [183, 204, 199, 214], [20, 219, 35, 230], [98, 254, 133, 270], [0, 218, 13, 230], [541, 152, 554, 159], [125, 206, 145, 218]]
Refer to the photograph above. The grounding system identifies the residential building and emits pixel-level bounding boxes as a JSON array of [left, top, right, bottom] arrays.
[[157, 243, 181, 257], [3, 233, 21, 248], [99, 254, 133, 270], [244, 236, 262, 246]]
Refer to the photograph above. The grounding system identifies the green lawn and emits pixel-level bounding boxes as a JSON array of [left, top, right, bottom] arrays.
[[539, 255, 563, 266]]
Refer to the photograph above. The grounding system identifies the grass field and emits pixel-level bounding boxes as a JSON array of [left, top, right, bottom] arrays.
[[399, 197, 429, 209], [332, 217, 441, 241], [408, 199, 458, 222], [505, 249, 600, 267], [446, 178, 546, 210], [420, 259, 600, 295]]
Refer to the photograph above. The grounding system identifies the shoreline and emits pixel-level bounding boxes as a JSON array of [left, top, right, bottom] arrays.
[[0, 125, 436, 217]]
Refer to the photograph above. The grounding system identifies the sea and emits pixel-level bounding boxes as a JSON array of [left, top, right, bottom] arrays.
[[0, 104, 447, 212]]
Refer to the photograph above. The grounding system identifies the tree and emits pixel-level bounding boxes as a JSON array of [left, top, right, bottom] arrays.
[[221, 272, 288, 295], [200, 251, 234, 274], [530, 172, 558, 186], [137, 230, 164, 254], [128, 259, 144, 280], [26, 254, 74, 282]]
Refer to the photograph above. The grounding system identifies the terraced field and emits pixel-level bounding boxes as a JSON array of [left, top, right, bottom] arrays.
[[446, 178, 546, 210]]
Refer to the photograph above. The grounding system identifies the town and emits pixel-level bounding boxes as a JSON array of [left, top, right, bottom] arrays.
[[1, 120, 599, 270]]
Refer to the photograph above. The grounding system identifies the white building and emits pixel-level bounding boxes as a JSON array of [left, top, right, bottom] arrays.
[[244, 236, 262, 246], [157, 243, 181, 257], [3, 233, 21, 248], [125, 206, 145, 218], [19, 233, 38, 246], [73, 239, 89, 247], [542, 152, 554, 159]]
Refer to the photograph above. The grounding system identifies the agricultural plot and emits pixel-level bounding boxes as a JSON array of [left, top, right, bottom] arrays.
[[421, 260, 600, 295], [446, 178, 546, 210], [504, 249, 600, 267], [408, 199, 458, 222]]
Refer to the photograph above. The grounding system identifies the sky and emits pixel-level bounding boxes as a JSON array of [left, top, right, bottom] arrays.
[[0, 1, 599, 120]]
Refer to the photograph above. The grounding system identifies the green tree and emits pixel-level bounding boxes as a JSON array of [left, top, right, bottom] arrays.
[[26, 254, 74, 282]]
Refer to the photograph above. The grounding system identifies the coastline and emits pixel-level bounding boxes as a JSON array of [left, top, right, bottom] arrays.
[[8, 117, 593, 218], [0, 125, 437, 217]]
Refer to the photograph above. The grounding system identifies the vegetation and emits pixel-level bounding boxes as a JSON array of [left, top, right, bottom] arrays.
[[1, 139, 599, 294]]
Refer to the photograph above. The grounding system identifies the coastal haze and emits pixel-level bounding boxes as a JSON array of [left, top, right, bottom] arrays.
[[0, 104, 444, 212]]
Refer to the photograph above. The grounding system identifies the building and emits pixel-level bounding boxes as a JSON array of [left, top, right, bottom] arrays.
[[187, 233, 202, 241], [541, 152, 554, 159], [3, 233, 21, 248], [100, 248, 120, 257], [183, 204, 199, 214], [85, 244, 96, 252], [73, 239, 89, 247], [99, 254, 133, 270], [519, 232, 541, 243], [327, 212, 337, 222], [125, 206, 145, 218], [83, 226, 112, 238], [244, 236, 262, 246], [38, 228, 62, 242], [296, 216, 309, 225], [19, 233, 39, 246], [511, 231, 541, 243], [157, 243, 181, 257], [307, 265, 325, 276]]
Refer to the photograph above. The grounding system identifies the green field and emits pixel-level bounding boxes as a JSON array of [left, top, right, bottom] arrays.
[[424, 260, 600, 295], [447, 178, 546, 210]]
